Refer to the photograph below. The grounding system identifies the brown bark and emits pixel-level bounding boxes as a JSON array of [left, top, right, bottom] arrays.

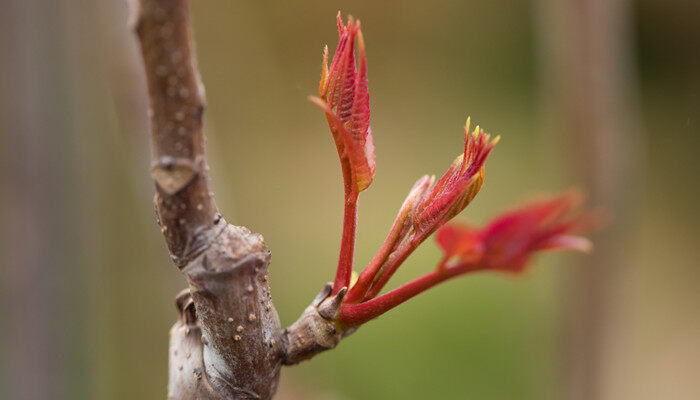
[[132, 0, 284, 398], [131, 1, 346, 398], [132, 0, 217, 265], [281, 285, 355, 366]]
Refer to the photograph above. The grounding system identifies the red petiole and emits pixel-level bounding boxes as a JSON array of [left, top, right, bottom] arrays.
[[332, 188, 359, 295], [339, 259, 481, 327]]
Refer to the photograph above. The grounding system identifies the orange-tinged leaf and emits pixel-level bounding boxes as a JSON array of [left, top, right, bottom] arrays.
[[314, 13, 375, 193], [319, 46, 329, 96], [413, 119, 498, 235]]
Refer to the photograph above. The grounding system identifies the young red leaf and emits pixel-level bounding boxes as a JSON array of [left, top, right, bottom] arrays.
[[313, 13, 377, 295], [437, 190, 595, 272], [413, 118, 499, 236], [311, 13, 375, 194], [337, 190, 597, 327], [344, 120, 497, 302]]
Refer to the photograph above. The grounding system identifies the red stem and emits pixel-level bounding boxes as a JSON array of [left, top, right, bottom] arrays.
[[362, 233, 427, 301], [345, 212, 410, 303], [339, 262, 481, 327], [333, 190, 359, 295]]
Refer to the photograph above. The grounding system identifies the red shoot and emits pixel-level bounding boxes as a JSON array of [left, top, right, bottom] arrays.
[[311, 13, 375, 294], [309, 13, 597, 330], [338, 191, 596, 327], [346, 120, 499, 303], [344, 175, 434, 304]]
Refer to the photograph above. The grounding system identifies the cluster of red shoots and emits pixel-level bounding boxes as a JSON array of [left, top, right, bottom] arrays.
[[311, 13, 596, 328]]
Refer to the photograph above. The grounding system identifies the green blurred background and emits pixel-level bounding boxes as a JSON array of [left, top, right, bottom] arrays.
[[1, 0, 698, 399]]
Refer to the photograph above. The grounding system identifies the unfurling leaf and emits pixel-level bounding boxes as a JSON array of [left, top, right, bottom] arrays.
[[311, 13, 375, 193], [436, 190, 596, 272], [413, 118, 499, 236]]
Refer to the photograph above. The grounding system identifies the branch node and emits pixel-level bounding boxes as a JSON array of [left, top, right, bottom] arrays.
[[151, 155, 199, 194], [281, 284, 355, 365]]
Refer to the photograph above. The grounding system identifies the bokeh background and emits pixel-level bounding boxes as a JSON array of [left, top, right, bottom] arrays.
[[1, 0, 698, 399]]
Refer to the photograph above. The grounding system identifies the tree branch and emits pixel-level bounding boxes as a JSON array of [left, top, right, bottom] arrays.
[[132, 0, 218, 266], [132, 1, 284, 398]]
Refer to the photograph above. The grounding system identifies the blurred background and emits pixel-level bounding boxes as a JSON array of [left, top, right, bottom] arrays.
[[1, 0, 698, 399]]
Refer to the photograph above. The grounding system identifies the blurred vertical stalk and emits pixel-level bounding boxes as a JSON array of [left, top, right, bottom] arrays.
[[0, 1, 53, 399], [537, 0, 643, 399], [0, 0, 85, 398]]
